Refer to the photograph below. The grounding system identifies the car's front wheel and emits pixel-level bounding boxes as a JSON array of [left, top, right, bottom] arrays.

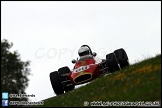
[[58, 66, 75, 93], [50, 71, 64, 95]]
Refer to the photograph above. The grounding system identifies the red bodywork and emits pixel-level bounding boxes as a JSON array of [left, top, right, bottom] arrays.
[[68, 58, 102, 85]]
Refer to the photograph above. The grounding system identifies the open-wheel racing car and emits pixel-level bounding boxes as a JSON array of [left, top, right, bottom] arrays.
[[50, 45, 129, 95]]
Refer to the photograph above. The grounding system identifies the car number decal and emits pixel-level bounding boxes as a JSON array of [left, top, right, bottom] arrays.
[[73, 66, 89, 73]]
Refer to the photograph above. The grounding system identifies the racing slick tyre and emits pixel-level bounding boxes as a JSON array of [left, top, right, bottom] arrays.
[[58, 66, 75, 93], [106, 53, 120, 72], [114, 48, 129, 69], [58, 66, 71, 74], [50, 71, 64, 95]]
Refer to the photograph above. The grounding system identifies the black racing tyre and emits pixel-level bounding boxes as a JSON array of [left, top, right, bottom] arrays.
[[58, 66, 71, 82], [58, 66, 71, 74], [114, 48, 129, 69], [49, 71, 64, 95], [106, 53, 120, 72], [58, 66, 75, 92]]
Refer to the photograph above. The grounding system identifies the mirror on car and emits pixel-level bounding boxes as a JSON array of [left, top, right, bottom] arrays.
[[72, 59, 77, 64], [92, 52, 97, 57]]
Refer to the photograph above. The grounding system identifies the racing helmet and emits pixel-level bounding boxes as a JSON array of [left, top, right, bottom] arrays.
[[78, 46, 90, 57]]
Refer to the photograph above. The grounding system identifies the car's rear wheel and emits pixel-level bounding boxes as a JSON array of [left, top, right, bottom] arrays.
[[114, 48, 129, 69], [49, 71, 64, 95], [106, 53, 120, 72], [58, 66, 75, 92]]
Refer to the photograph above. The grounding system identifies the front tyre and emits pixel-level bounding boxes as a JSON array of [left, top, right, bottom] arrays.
[[58, 66, 75, 92], [58, 66, 71, 75], [50, 71, 64, 95]]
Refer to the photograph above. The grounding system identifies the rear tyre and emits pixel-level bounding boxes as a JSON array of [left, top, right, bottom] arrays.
[[49, 71, 64, 95], [114, 48, 129, 69], [106, 53, 120, 72], [58, 66, 75, 93]]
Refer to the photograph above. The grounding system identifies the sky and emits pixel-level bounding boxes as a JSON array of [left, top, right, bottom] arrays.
[[1, 1, 161, 102]]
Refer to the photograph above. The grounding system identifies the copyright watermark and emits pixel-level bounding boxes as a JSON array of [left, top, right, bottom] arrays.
[[35, 47, 77, 59], [9, 101, 44, 106], [84, 101, 89, 106], [2, 92, 42, 107], [35, 47, 114, 59], [9, 94, 35, 98], [84, 101, 161, 106], [2, 92, 35, 99]]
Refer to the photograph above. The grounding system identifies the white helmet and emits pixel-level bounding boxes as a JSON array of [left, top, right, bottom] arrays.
[[78, 46, 90, 57]]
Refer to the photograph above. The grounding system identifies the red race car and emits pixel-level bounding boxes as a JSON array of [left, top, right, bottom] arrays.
[[50, 45, 129, 95]]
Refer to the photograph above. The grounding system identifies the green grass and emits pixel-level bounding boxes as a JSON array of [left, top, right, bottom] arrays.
[[37, 54, 161, 107]]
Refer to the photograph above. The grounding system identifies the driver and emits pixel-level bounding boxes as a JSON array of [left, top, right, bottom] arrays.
[[78, 46, 92, 60]]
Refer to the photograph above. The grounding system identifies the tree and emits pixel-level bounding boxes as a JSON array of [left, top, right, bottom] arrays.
[[1, 39, 31, 101]]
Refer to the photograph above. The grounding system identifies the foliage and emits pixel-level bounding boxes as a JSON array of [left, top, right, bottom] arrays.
[[1, 39, 30, 101]]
